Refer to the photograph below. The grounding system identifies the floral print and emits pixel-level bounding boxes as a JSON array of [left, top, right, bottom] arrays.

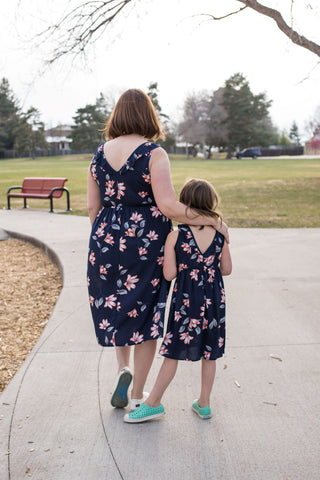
[[160, 225, 226, 361], [87, 142, 172, 347]]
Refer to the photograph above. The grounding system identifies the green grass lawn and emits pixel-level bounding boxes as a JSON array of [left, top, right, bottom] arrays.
[[1, 153, 319, 227]]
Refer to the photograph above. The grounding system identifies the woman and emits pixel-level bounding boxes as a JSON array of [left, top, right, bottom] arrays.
[[87, 88, 228, 411]]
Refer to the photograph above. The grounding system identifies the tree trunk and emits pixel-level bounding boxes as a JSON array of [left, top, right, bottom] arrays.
[[226, 146, 233, 159]]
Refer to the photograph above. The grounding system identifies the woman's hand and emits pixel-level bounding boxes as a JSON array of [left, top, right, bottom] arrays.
[[215, 220, 230, 244]]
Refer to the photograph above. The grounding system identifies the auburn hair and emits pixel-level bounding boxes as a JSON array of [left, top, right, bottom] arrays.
[[179, 178, 222, 226], [104, 88, 165, 141]]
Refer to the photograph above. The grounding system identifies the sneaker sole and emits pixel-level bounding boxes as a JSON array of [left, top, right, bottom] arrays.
[[192, 406, 212, 419], [111, 371, 132, 408], [124, 411, 165, 423]]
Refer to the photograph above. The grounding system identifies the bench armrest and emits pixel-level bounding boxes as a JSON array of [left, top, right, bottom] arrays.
[[49, 186, 69, 197], [7, 186, 22, 194], [49, 187, 71, 212]]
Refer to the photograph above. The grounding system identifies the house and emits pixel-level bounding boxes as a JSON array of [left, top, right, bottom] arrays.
[[45, 125, 72, 154], [305, 130, 320, 155]]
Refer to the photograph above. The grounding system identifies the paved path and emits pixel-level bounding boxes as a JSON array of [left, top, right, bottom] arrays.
[[0, 210, 319, 480]]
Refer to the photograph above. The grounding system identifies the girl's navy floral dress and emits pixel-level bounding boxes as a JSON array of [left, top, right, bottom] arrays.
[[87, 142, 172, 347], [160, 225, 226, 361]]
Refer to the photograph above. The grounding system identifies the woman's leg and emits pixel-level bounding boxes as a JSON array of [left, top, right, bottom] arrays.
[[144, 357, 178, 407], [115, 345, 131, 372], [131, 340, 158, 399], [198, 359, 216, 407]]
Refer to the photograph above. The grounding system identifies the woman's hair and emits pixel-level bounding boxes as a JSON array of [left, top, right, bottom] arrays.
[[104, 88, 165, 141], [179, 178, 222, 226]]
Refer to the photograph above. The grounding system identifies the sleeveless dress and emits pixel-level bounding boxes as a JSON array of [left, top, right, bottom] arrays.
[[160, 225, 226, 361], [87, 142, 172, 347]]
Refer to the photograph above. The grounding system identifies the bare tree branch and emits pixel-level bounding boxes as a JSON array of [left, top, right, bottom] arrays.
[[236, 0, 320, 57], [290, 0, 294, 29], [37, 0, 133, 64], [192, 6, 247, 22], [32, 0, 320, 65]]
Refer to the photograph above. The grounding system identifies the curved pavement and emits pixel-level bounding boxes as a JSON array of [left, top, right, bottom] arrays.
[[0, 209, 319, 480]]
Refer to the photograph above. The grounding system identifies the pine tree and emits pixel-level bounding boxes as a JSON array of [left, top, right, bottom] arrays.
[[147, 82, 169, 123], [15, 107, 47, 157], [0, 78, 20, 154], [289, 121, 301, 146], [222, 73, 272, 157], [70, 93, 110, 151]]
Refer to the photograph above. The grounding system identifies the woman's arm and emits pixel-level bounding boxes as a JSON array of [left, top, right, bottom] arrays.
[[163, 230, 179, 281], [87, 168, 102, 226], [219, 242, 232, 276], [149, 148, 229, 243]]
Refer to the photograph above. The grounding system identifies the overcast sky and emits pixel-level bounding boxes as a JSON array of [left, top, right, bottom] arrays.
[[1, 0, 319, 140]]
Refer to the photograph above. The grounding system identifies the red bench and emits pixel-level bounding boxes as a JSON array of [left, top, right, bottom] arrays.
[[7, 177, 71, 213]]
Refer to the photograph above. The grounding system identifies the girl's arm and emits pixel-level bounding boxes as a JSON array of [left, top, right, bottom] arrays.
[[219, 242, 232, 276], [87, 168, 102, 226], [149, 148, 229, 243], [163, 230, 179, 281]]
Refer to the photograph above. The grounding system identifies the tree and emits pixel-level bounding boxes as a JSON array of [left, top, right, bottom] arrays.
[[204, 88, 228, 155], [179, 79, 275, 158], [32, 1, 320, 64], [147, 82, 169, 123], [289, 121, 301, 146], [178, 91, 208, 156], [178, 89, 228, 158], [14, 107, 47, 157], [278, 130, 291, 146], [252, 115, 279, 146], [70, 93, 111, 151], [147, 82, 175, 150], [305, 105, 320, 137], [222, 73, 273, 157], [0, 78, 20, 155]]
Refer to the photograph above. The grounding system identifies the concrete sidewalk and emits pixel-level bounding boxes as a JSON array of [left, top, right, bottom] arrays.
[[0, 209, 319, 480]]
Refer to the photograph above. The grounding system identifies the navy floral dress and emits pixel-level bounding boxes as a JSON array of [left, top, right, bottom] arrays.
[[160, 225, 226, 361], [87, 142, 172, 347]]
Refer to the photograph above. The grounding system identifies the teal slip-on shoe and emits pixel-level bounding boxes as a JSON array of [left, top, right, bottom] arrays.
[[123, 403, 165, 423], [192, 399, 212, 419], [111, 367, 132, 408]]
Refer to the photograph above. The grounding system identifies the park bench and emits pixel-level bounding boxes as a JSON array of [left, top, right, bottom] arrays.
[[7, 177, 71, 213]]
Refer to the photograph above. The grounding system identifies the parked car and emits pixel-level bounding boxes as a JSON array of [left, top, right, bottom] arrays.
[[236, 148, 261, 159]]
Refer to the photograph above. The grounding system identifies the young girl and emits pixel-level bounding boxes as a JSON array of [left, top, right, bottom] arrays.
[[124, 178, 232, 422]]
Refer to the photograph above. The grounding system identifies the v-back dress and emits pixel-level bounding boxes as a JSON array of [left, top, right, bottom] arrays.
[[160, 225, 226, 361], [87, 142, 172, 347]]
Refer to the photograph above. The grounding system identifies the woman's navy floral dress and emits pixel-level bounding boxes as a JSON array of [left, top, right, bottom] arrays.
[[87, 142, 172, 347], [160, 225, 226, 361]]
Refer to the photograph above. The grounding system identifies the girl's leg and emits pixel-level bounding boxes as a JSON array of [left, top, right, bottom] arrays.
[[115, 345, 131, 372], [198, 359, 216, 407], [145, 357, 178, 407], [131, 340, 158, 399]]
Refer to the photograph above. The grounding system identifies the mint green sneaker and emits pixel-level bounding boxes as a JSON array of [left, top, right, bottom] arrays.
[[192, 399, 212, 419], [123, 403, 165, 423]]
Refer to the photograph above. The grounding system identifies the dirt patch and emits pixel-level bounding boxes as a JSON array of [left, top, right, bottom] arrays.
[[0, 237, 62, 393]]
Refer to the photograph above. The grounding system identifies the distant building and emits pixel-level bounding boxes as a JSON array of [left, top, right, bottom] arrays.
[[305, 131, 320, 155], [45, 125, 72, 154]]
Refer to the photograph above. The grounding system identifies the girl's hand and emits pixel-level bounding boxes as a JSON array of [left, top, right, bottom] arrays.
[[215, 220, 229, 243]]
